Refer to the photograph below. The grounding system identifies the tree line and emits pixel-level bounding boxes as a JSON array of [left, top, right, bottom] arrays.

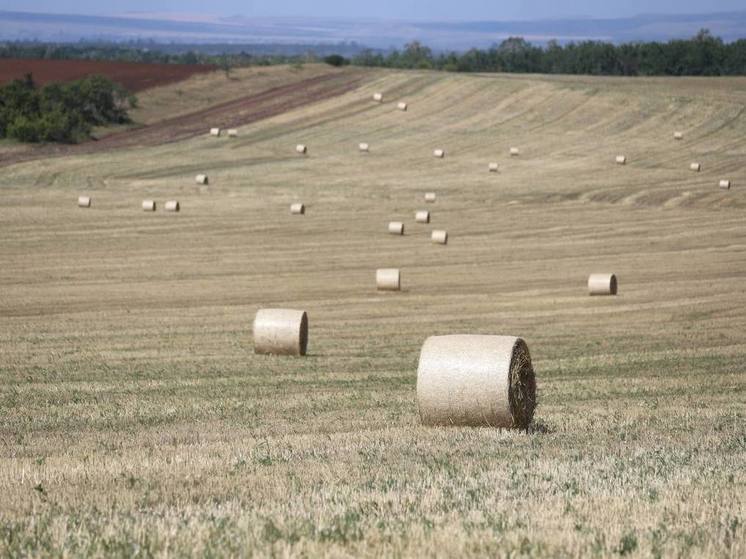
[[0, 74, 136, 143]]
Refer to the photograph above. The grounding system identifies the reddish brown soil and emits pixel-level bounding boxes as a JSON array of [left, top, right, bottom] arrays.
[[0, 70, 364, 167], [0, 58, 216, 92]]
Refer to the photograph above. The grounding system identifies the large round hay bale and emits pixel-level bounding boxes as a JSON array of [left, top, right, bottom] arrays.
[[415, 210, 431, 224], [253, 309, 308, 356], [373, 92, 383, 102], [425, 192, 436, 203], [290, 203, 305, 215], [510, 147, 520, 157], [690, 163, 701, 172], [210, 128, 221, 137], [227, 129, 238, 138], [588, 273, 617, 296], [431, 230, 448, 245], [720, 180, 732, 190], [164, 200, 180, 212], [616, 155, 627, 165], [388, 221, 404, 235], [433, 149, 445, 159], [417, 335, 536, 428], [398, 102, 408, 111], [296, 144, 308, 155], [77, 196, 91, 208], [674, 131, 684, 140], [376, 269, 401, 291], [359, 143, 370, 153], [142, 200, 156, 212], [195, 174, 209, 185], [489, 162, 499, 173]]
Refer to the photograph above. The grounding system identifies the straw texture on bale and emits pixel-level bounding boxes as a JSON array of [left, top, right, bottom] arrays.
[[253, 309, 308, 356], [431, 230, 448, 245], [510, 147, 520, 156], [415, 210, 431, 224], [425, 192, 437, 203], [142, 200, 156, 212], [376, 269, 401, 291], [720, 180, 732, 190], [195, 174, 209, 185], [388, 222, 404, 235], [616, 155, 627, 165], [359, 143, 370, 153], [489, 162, 499, 172], [373, 93, 383, 102], [210, 128, 221, 137], [674, 131, 684, 140], [296, 144, 308, 155], [588, 273, 617, 296], [227, 129, 238, 137], [77, 196, 91, 208], [690, 163, 701, 172], [164, 201, 180, 212], [290, 203, 305, 215], [398, 102, 408, 111], [416, 335, 537, 428], [433, 149, 445, 159]]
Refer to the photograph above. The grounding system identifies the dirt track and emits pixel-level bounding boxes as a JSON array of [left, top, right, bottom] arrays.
[[0, 70, 364, 167]]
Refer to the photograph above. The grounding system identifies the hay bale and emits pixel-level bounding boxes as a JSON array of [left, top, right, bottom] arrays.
[[227, 129, 238, 138], [690, 163, 701, 172], [210, 128, 221, 137], [616, 155, 627, 165], [388, 221, 404, 235], [674, 131, 684, 140], [510, 147, 520, 157], [164, 200, 180, 212], [290, 203, 305, 215], [720, 180, 732, 190], [398, 102, 408, 111], [77, 196, 91, 208], [433, 149, 445, 159], [588, 273, 617, 296], [431, 230, 448, 245], [425, 192, 437, 203], [142, 200, 156, 212], [195, 174, 209, 185], [417, 335, 536, 428], [359, 143, 370, 153], [253, 309, 308, 356], [376, 268, 401, 291], [296, 144, 308, 155], [489, 162, 499, 173], [373, 92, 383, 102], [415, 210, 431, 224]]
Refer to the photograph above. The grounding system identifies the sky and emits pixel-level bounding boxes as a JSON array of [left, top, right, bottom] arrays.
[[4, 0, 746, 20]]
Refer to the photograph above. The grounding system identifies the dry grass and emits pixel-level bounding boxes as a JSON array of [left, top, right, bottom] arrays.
[[0, 67, 745, 557]]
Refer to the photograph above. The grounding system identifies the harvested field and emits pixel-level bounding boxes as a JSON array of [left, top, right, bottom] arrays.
[[0, 68, 744, 557]]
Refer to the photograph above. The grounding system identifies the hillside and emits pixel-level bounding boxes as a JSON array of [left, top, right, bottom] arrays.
[[0, 68, 744, 556]]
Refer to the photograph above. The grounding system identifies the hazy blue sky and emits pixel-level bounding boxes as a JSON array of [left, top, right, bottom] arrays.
[[7, 0, 746, 20]]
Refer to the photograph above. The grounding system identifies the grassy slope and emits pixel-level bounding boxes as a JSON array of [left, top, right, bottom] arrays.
[[0, 68, 744, 557]]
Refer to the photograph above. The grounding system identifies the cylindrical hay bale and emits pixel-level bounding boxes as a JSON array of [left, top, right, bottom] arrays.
[[588, 273, 617, 296], [359, 143, 370, 153], [77, 196, 91, 208], [253, 309, 308, 356], [373, 92, 383, 102], [431, 230, 448, 245], [290, 203, 305, 215], [142, 200, 156, 212], [433, 149, 445, 159], [690, 163, 701, 172], [195, 174, 209, 185], [376, 268, 401, 291], [164, 200, 180, 212], [425, 192, 436, 203], [388, 221, 404, 235], [296, 144, 308, 155], [398, 102, 408, 111], [616, 155, 627, 165], [719, 180, 732, 190], [489, 162, 499, 172], [674, 131, 684, 140], [415, 210, 431, 224], [227, 129, 238, 138], [210, 128, 221, 137], [510, 147, 520, 157], [417, 335, 537, 428]]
